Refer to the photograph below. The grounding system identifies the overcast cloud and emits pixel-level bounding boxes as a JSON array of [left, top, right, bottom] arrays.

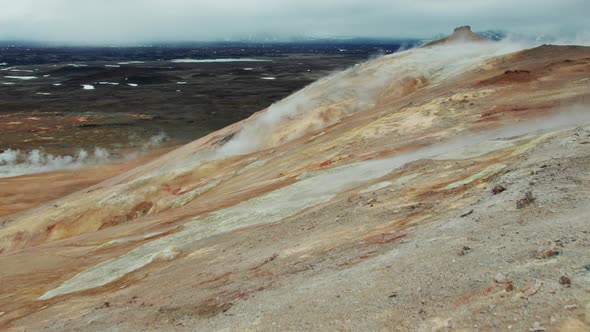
[[0, 0, 588, 44]]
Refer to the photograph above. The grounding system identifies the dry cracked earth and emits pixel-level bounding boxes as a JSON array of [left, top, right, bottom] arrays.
[[1, 28, 590, 331]]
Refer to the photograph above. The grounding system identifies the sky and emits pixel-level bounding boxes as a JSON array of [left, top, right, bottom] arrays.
[[0, 0, 588, 44]]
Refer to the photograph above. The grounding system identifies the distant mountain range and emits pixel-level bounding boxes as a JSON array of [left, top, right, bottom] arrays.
[[1, 29, 579, 48], [477, 30, 508, 41], [0, 38, 423, 48]]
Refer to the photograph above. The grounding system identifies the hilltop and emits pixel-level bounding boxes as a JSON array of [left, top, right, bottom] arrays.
[[424, 25, 489, 47]]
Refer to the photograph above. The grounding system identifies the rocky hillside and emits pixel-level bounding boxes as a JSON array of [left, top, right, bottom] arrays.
[[1, 28, 590, 331]]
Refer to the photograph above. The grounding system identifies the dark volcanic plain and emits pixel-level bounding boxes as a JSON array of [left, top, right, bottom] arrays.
[[0, 43, 414, 154]]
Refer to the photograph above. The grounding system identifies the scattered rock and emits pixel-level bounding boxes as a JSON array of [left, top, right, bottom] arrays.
[[517, 191, 535, 209], [263, 253, 279, 265], [529, 321, 547, 331], [494, 272, 509, 283], [559, 275, 571, 287], [479, 304, 496, 314], [491, 184, 506, 195], [458, 246, 471, 256], [505, 282, 514, 292], [520, 280, 543, 299], [126, 201, 154, 221], [534, 248, 560, 259], [505, 69, 531, 75], [460, 209, 474, 218], [564, 304, 577, 310]]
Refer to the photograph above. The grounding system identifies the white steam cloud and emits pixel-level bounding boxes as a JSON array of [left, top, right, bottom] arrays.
[[0, 148, 106, 178], [142, 132, 168, 151], [217, 38, 534, 157], [0, 133, 169, 178]]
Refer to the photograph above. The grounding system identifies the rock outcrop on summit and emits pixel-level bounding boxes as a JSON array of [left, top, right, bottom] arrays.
[[424, 25, 489, 46], [2, 27, 590, 331]]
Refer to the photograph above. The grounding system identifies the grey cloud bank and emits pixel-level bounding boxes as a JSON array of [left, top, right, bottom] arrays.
[[0, 0, 588, 44]]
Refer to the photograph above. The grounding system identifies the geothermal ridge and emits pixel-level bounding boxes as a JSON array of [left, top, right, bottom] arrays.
[[2, 27, 590, 331]]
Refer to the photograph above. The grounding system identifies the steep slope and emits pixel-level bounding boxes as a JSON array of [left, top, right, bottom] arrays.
[[2, 29, 590, 331]]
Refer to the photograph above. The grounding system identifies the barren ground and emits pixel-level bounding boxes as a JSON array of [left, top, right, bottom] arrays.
[[1, 35, 590, 331]]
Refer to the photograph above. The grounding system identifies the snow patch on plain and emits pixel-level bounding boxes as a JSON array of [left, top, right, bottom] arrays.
[[4, 76, 37, 80], [9, 69, 34, 73]]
